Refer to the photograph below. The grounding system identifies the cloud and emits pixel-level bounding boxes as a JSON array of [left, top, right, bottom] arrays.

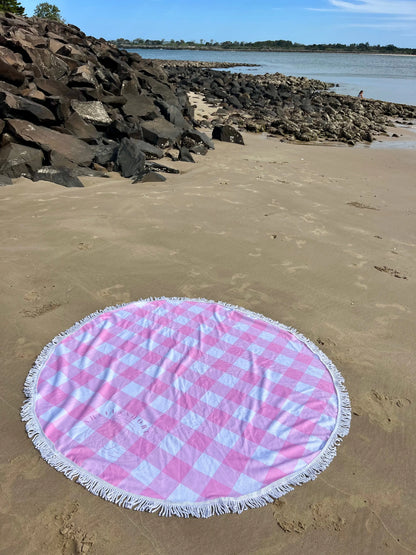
[[327, 0, 416, 17]]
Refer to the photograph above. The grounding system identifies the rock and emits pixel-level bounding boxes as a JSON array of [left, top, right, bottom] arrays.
[[132, 171, 167, 183], [107, 117, 143, 140], [7, 119, 95, 166], [0, 142, 44, 178], [141, 117, 182, 148], [116, 137, 146, 178], [189, 144, 208, 156], [101, 94, 127, 107], [93, 142, 119, 166], [129, 139, 163, 159], [35, 78, 83, 100], [32, 167, 84, 187], [0, 174, 13, 186], [178, 147, 195, 163], [71, 100, 112, 126], [28, 48, 69, 81], [122, 94, 160, 119], [0, 46, 25, 71], [68, 63, 98, 88], [0, 59, 26, 86], [64, 112, 99, 142], [43, 95, 72, 123], [158, 102, 190, 130], [0, 91, 55, 124], [21, 89, 46, 102], [212, 124, 244, 145], [145, 161, 180, 174], [139, 74, 179, 106], [182, 129, 214, 150]]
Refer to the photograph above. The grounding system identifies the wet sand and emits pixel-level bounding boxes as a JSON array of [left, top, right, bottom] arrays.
[[1, 124, 415, 553]]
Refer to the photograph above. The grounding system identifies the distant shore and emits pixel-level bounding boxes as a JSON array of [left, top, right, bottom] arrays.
[[116, 45, 416, 56]]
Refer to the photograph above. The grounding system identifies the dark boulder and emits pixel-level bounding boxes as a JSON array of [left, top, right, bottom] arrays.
[[132, 171, 167, 183], [7, 119, 95, 166], [0, 91, 56, 124], [178, 147, 195, 163], [212, 125, 244, 145], [122, 93, 160, 119], [129, 139, 163, 159], [29, 48, 69, 81], [106, 117, 143, 140], [116, 137, 146, 178], [64, 112, 99, 142], [0, 142, 44, 177], [93, 142, 119, 166], [35, 77, 83, 100], [141, 117, 182, 148], [32, 167, 84, 187], [0, 46, 25, 71], [0, 59, 26, 86], [145, 161, 180, 174], [189, 144, 208, 156], [182, 129, 214, 150], [157, 101, 190, 130], [101, 94, 127, 107]]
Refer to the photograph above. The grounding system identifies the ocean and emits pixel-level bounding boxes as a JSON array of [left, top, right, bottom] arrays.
[[131, 48, 416, 106]]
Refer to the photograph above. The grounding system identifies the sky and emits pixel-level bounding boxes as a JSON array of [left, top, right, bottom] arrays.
[[21, 0, 416, 48]]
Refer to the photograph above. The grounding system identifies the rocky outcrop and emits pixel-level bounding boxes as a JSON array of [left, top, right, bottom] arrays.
[[212, 124, 244, 145], [0, 12, 213, 185], [163, 63, 416, 144]]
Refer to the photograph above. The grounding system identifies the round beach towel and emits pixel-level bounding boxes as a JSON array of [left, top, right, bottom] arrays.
[[22, 298, 350, 517]]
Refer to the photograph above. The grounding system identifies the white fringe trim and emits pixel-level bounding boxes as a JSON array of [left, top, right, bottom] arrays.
[[21, 297, 351, 518]]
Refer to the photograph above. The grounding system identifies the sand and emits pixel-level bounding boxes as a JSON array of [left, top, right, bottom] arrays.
[[1, 112, 416, 554]]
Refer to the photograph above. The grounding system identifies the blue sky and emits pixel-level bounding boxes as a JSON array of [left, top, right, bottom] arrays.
[[22, 0, 416, 47]]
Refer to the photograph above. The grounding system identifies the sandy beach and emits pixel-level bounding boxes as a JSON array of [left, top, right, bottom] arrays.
[[1, 115, 416, 553]]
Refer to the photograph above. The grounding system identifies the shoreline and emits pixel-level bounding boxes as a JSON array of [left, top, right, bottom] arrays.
[[120, 45, 416, 57]]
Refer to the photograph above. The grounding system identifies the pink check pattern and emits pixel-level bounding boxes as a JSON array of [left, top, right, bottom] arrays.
[[35, 299, 339, 504]]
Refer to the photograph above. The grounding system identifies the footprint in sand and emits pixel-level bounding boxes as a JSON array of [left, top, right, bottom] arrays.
[[55, 502, 95, 555], [354, 390, 411, 431], [354, 275, 368, 290], [316, 337, 336, 348], [248, 248, 262, 258], [23, 290, 41, 302], [311, 226, 328, 237], [272, 497, 346, 534], [97, 284, 131, 304], [281, 260, 309, 274], [21, 301, 62, 318], [77, 242, 92, 250]]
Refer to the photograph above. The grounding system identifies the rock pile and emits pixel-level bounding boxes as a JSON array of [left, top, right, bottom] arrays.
[[0, 11, 213, 186], [163, 63, 416, 144]]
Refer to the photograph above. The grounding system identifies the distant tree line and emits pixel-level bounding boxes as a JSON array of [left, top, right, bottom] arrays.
[[113, 38, 416, 55]]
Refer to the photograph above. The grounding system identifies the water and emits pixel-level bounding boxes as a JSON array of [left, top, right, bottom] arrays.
[[131, 48, 416, 106]]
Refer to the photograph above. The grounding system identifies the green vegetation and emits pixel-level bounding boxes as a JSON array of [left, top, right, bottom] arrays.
[[0, 0, 25, 14], [113, 38, 416, 55], [33, 2, 64, 21]]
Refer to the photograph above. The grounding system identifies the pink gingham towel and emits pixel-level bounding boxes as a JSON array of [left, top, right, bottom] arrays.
[[22, 298, 350, 517]]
